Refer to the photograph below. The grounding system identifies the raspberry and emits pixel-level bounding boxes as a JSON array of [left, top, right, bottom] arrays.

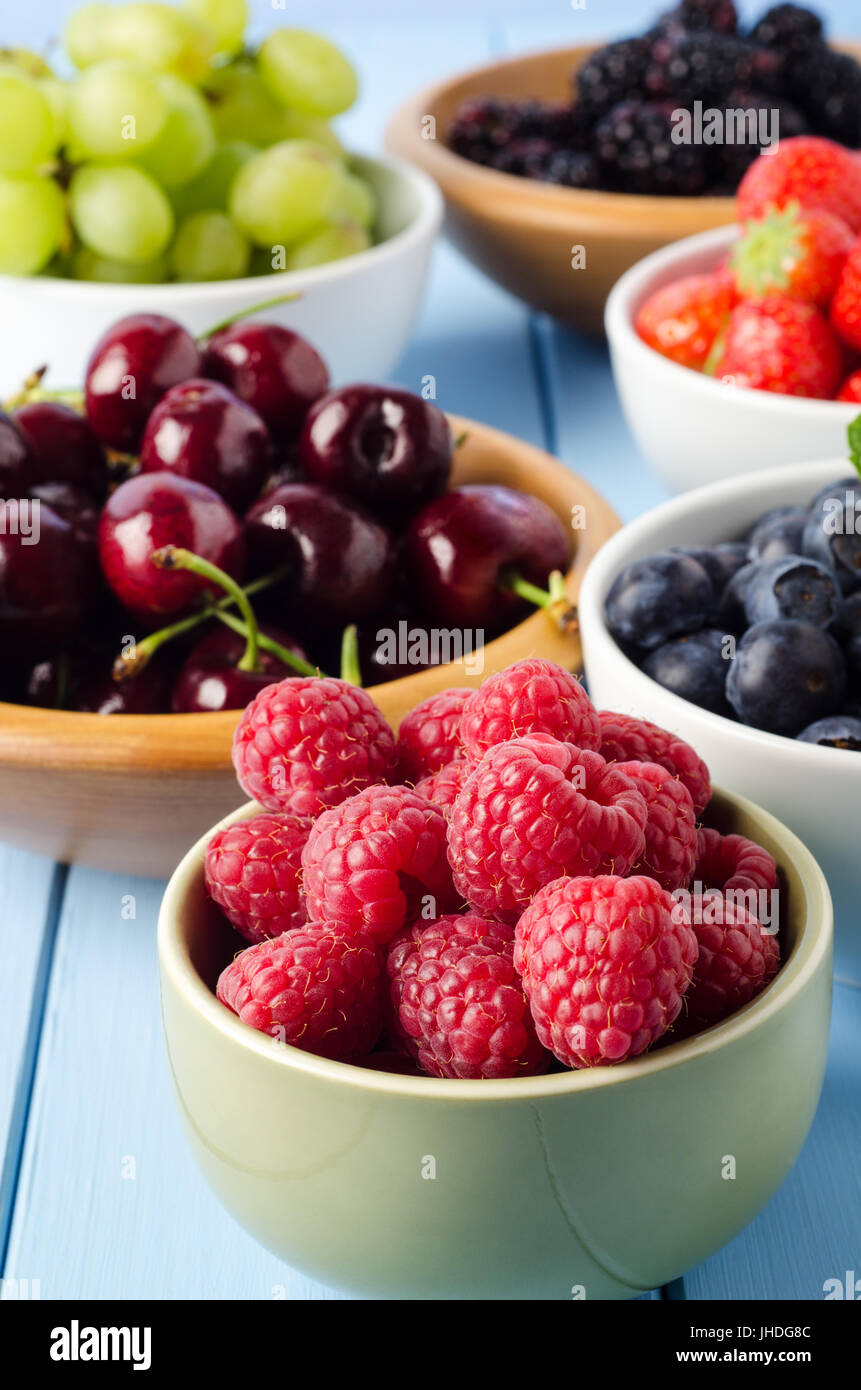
[[515, 875, 699, 1067], [216, 925, 385, 1060], [232, 676, 395, 819], [598, 710, 712, 816], [685, 895, 780, 1025], [614, 760, 698, 892], [694, 826, 778, 897], [301, 784, 457, 944], [394, 687, 472, 783], [414, 758, 474, 814], [204, 811, 312, 944], [387, 913, 547, 1079], [459, 658, 601, 760], [447, 736, 647, 924]]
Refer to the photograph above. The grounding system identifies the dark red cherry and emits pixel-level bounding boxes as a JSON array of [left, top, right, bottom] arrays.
[[0, 500, 101, 648], [406, 484, 571, 628], [75, 659, 173, 714], [244, 482, 395, 627], [299, 385, 452, 519], [357, 612, 436, 685], [29, 482, 100, 544], [139, 378, 271, 513], [98, 473, 245, 620], [202, 323, 328, 440], [84, 313, 202, 451], [170, 623, 309, 712], [0, 411, 34, 498], [15, 402, 108, 500]]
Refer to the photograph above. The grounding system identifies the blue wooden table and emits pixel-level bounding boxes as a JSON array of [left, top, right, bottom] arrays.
[[2, 0, 859, 1301]]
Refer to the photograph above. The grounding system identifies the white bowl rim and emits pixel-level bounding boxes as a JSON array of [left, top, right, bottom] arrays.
[[2, 150, 443, 301], [579, 454, 861, 770], [605, 223, 861, 419], [158, 790, 832, 1105]]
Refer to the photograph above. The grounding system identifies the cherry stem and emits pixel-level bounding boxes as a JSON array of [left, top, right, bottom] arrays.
[[340, 624, 362, 686], [151, 546, 261, 671], [200, 292, 301, 341], [3, 369, 84, 413], [213, 609, 322, 678], [500, 568, 578, 634]]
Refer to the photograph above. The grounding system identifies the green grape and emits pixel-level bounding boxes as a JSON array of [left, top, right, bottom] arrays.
[[170, 138, 256, 217], [73, 245, 169, 282], [0, 174, 66, 275], [70, 162, 174, 264], [229, 139, 343, 249], [203, 63, 290, 145], [283, 219, 370, 271], [39, 78, 70, 146], [170, 209, 250, 280], [185, 0, 247, 57], [258, 30, 358, 117], [0, 47, 53, 79], [331, 170, 376, 229], [280, 109, 344, 157], [138, 75, 216, 188], [0, 67, 59, 172], [67, 61, 168, 159], [100, 4, 215, 84], [64, 4, 112, 68]]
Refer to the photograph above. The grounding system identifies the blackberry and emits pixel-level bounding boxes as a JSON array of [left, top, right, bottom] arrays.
[[448, 97, 562, 166], [645, 32, 757, 105], [594, 100, 708, 196], [709, 91, 807, 192], [540, 149, 599, 188], [783, 47, 861, 147], [660, 0, 739, 33], [489, 138, 555, 177], [751, 5, 824, 55], [573, 38, 650, 123]]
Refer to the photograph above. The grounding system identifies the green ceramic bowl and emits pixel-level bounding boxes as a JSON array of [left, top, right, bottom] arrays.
[[158, 788, 832, 1300]]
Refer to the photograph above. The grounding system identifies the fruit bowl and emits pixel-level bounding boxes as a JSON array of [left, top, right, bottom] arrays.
[[158, 784, 831, 1300], [578, 457, 860, 975], [606, 224, 861, 493], [0, 417, 619, 877], [0, 153, 442, 395]]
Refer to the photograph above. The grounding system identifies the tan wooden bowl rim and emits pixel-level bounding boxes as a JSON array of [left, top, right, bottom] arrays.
[[0, 414, 619, 774]]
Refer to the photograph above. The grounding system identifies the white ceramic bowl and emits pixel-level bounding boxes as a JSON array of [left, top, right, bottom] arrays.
[[578, 458, 861, 982], [605, 225, 860, 495], [0, 153, 443, 394]]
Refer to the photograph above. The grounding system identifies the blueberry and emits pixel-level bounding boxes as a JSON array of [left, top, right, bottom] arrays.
[[802, 479, 861, 593], [797, 716, 861, 750], [604, 550, 714, 651], [726, 619, 847, 735], [743, 554, 839, 628], [670, 543, 748, 594], [833, 591, 861, 686], [746, 507, 807, 563], [718, 560, 757, 632], [808, 475, 858, 513], [643, 628, 734, 716]]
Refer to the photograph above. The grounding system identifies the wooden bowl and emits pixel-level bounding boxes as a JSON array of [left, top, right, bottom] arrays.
[[385, 44, 860, 333], [0, 416, 620, 877]]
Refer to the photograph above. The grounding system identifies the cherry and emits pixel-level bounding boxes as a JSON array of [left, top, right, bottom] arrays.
[[357, 611, 437, 685], [406, 484, 571, 628], [0, 500, 101, 649], [29, 482, 100, 544], [84, 313, 202, 452], [98, 473, 245, 621], [15, 402, 108, 500], [299, 385, 452, 519], [76, 659, 173, 714], [244, 482, 395, 628], [202, 323, 328, 440], [0, 410, 34, 498], [139, 378, 270, 514], [170, 622, 309, 713]]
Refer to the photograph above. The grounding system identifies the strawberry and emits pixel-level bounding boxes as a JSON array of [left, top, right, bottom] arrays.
[[737, 137, 861, 235], [830, 242, 861, 353], [635, 270, 735, 370], [730, 202, 855, 307], [712, 293, 844, 399], [836, 368, 861, 403]]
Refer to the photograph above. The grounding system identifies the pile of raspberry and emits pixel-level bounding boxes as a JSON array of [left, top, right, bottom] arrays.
[[207, 658, 781, 1079]]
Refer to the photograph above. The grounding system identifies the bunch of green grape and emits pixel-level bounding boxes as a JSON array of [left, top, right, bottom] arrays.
[[0, 0, 375, 283]]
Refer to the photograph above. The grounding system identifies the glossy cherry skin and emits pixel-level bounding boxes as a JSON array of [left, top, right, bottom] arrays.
[[26, 652, 172, 713], [299, 385, 452, 520], [0, 500, 101, 649], [15, 401, 108, 500], [0, 410, 34, 498], [98, 473, 246, 621], [170, 623, 309, 712], [29, 482, 100, 544], [245, 482, 395, 627], [84, 314, 202, 452], [139, 378, 271, 513], [406, 484, 571, 628], [203, 323, 328, 440]]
